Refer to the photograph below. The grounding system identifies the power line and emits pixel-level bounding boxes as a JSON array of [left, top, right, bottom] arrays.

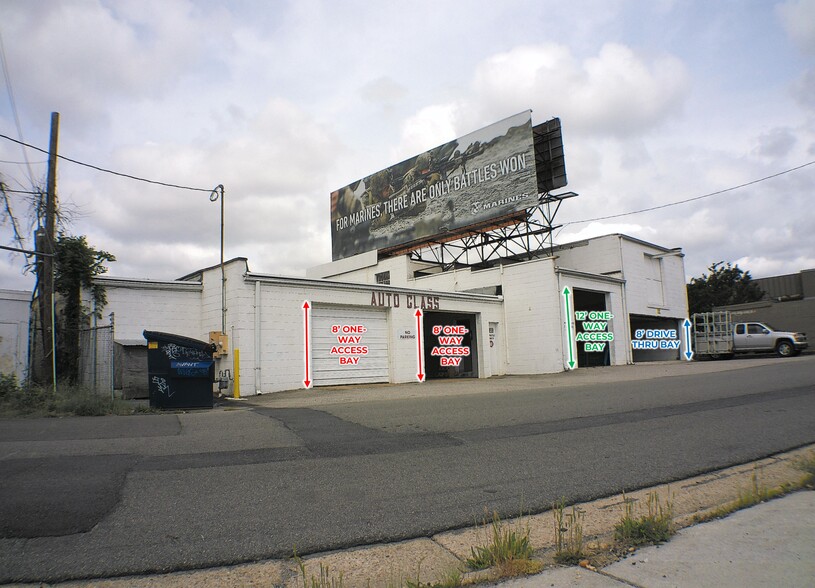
[[1, 187, 42, 195], [0, 158, 47, 165], [0, 30, 37, 188], [0, 244, 53, 257], [0, 133, 214, 193], [563, 160, 815, 226]]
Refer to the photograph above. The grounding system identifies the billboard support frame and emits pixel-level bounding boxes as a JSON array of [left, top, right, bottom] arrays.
[[406, 190, 578, 271]]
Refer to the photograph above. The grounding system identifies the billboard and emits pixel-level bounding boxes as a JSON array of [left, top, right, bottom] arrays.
[[331, 111, 542, 261]]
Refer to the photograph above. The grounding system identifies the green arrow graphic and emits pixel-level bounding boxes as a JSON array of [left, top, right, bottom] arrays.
[[562, 286, 576, 369]]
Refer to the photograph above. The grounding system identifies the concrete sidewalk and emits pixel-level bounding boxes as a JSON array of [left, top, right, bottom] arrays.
[[497, 490, 815, 587], [46, 446, 814, 588]]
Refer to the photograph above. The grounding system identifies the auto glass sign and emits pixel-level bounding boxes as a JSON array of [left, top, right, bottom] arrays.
[[331, 111, 539, 260]]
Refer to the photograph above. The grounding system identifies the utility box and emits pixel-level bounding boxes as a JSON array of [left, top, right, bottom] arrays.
[[143, 330, 216, 409], [209, 331, 229, 357]]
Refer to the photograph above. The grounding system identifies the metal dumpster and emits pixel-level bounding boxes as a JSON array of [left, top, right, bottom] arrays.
[[143, 330, 216, 409]]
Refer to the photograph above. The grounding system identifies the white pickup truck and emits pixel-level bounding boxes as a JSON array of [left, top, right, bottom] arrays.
[[692, 311, 808, 359]]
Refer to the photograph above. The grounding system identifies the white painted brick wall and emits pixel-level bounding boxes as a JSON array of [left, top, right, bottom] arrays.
[[502, 260, 564, 374], [0, 289, 30, 382], [620, 239, 688, 319], [555, 235, 623, 275], [101, 284, 202, 341]]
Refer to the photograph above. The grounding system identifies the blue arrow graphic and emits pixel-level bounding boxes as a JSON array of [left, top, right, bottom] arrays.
[[683, 318, 694, 361]]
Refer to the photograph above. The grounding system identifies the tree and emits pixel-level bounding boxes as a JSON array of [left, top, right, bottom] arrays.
[[54, 234, 115, 383], [686, 261, 764, 315]]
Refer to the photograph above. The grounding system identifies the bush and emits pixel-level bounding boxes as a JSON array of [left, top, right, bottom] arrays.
[[0, 378, 136, 417], [0, 373, 19, 399], [614, 491, 675, 546], [466, 511, 535, 571]]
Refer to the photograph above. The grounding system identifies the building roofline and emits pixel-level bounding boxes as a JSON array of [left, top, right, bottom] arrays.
[[178, 257, 249, 281], [244, 272, 504, 303], [94, 276, 202, 291], [555, 266, 626, 285], [0, 289, 31, 301]]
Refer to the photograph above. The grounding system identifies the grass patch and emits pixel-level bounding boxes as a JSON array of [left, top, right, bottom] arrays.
[[614, 491, 675, 546], [0, 373, 145, 417], [694, 467, 798, 523], [465, 511, 539, 576], [553, 498, 585, 565], [403, 567, 463, 588], [794, 451, 815, 488]]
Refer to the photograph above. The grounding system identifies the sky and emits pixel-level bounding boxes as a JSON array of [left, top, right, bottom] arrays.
[[1, 0, 814, 292]]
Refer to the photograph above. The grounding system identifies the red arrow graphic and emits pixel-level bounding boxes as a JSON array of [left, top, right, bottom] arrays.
[[303, 301, 312, 388], [415, 309, 425, 382]]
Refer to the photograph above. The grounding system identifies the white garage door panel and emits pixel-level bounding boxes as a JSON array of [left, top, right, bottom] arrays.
[[311, 306, 389, 386]]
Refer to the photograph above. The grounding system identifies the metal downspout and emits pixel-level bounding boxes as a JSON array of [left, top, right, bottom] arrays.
[[254, 280, 261, 394]]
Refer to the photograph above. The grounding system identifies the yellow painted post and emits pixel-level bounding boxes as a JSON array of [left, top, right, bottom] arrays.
[[233, 348, 241, 398]]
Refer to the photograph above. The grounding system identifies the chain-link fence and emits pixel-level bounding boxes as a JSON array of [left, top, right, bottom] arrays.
[[77, 320, 114, 396]]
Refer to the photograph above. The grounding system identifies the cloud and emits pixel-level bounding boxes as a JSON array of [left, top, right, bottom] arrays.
[[777, 0, 815, 54], [1, 1, 812, 294], [360, 77, 409, 108], [753, 127, 797, 158], [1, 0, 224, 132], [390, 41, 691, 174]]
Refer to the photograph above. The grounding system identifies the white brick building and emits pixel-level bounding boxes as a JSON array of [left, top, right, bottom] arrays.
[[87, 232, 689, 399], [0, 289, 30, 383]]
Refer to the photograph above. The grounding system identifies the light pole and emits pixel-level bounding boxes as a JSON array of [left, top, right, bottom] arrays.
[[210, 184, 226, 334]]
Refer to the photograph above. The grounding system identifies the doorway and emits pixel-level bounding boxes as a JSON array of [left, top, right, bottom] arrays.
[[422, 311, 478, 379], [573, 289, 611, 367]]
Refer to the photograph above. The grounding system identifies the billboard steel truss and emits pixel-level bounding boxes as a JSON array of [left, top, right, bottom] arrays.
[[405, 191, 578, 271]]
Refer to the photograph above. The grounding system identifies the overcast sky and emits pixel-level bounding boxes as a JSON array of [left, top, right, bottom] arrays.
[[1, 0, 814, 292]]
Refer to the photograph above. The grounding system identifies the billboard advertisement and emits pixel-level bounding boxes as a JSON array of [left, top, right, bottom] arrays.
[[331, 111, 540, 261]]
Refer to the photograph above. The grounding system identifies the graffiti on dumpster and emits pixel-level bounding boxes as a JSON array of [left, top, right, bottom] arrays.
[[161, 343, 211, 361], [151, 376, 173, 397]]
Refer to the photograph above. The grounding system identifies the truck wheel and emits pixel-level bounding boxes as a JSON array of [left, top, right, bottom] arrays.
[[775, 340, 794, 357]]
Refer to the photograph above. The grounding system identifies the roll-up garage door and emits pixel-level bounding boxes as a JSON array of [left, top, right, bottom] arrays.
[[311, 306, 389, 386]]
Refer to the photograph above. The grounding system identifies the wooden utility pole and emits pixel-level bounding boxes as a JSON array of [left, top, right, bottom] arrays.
[[38, 112, 59, 387]]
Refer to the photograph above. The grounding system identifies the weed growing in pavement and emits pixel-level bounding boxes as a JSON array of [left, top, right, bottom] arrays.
[[614, 491, 675, 546], [693, 467, 792, 523], [552, 498, 585, 565], [403, 566, 463, 588], [465, 510, 539, 576], [294, 550, 345, 588]]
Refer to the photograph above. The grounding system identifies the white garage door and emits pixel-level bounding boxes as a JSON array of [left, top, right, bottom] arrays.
[[311, 306, 389, 386]]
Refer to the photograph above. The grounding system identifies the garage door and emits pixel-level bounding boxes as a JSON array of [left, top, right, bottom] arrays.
[[311, 306, 389, 386], [629, 315, 681, 362]]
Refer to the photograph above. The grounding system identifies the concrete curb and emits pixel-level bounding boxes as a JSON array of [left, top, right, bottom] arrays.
[[42, 443, 814, 588]]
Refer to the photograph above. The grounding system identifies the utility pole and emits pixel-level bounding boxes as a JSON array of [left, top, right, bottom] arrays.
[[38, 112, 59, 387]]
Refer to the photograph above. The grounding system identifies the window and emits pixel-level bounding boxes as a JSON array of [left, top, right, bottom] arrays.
[[375, 271, 390, 285], [747, 324, 765, 335], [645, 255, 664, 306], [736, 324, 745, 335]]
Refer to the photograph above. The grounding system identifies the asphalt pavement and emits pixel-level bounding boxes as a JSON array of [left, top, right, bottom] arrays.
[[0, 355, 813, 585]]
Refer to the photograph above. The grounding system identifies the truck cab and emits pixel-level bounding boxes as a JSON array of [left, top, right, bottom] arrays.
[[733, 322, 807, 357]]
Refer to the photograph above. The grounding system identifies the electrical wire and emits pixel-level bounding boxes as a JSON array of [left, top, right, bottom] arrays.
[[0, 244, 52, 257], [563, 160, 815, 226], [0, 158, 47, 165], [0, 133, 214, 193], [0, 30, 37, 188], [2, 188, 42, 195]]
